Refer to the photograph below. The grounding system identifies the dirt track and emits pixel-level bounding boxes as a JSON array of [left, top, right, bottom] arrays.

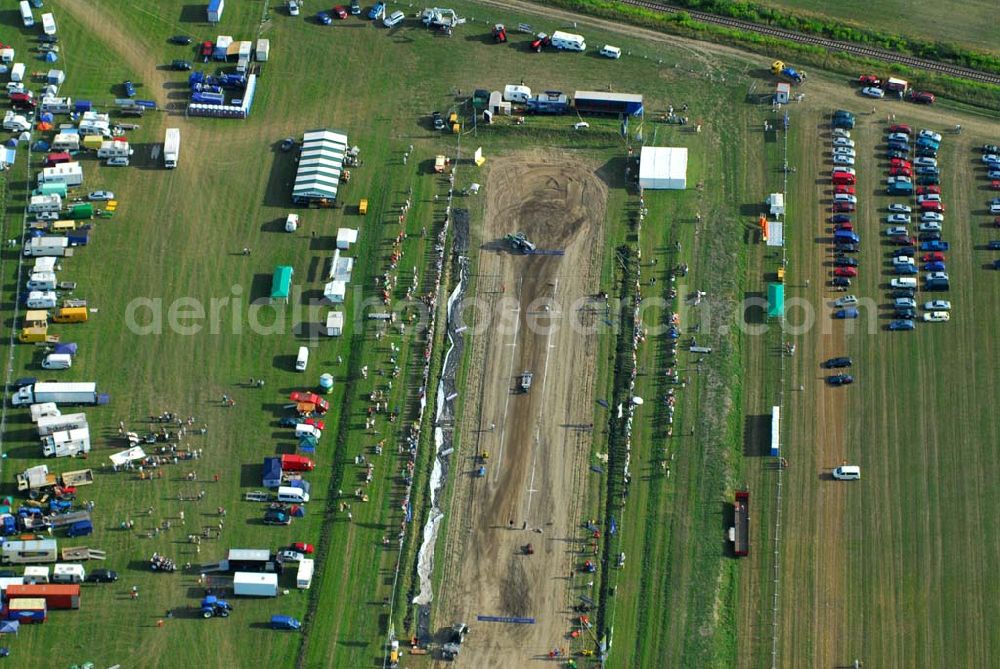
[[432, 155, 606, 664]]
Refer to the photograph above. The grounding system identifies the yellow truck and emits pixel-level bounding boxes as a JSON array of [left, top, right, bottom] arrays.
[[359, 199, 368, 215], [52, 307, 88, 324], [24, 309, 49, 327]]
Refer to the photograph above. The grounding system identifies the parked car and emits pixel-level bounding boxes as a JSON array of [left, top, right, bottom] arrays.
[[833, 295, 858, 307], [107, 157, 129, 167], [858, 75, 881, 87], [913, 156, 937, 167], [832, 128, 851, 139], [827, 374, 854, 386], [834, 256, 858, 267], [291, 542, 315, 554], [888, 167, 912, 177], [915, 147, 938, 158], [332, 5, 348, 18], [276, 550, 304, 563], [832, 202, 855, 213], [885, 226, 909, 237], [833, 137, 855, 148], [833, 147, 856, 157], [919, 231, 942, 242], [833, 308, 859, 319], [894, 297, 917, 309], [316, 11, 332, 24], [888, 319, 915, 331], [915, 166, 939, 176], [171, 59, 192, 70], [831, 214, 853, 224], [920, 212, 944, 223], [383, 9, 405, 27], [886, 150, 908, 160], [987, 240, 1000, 250], [892, 255, 914, 267], [982, 144, 1000, 154], [916, 185, 941, 195], [922, 252, 945, 262], [833, 267, 857, 277], [895, 264, 918, 275], [917, 175, 941, 186], [920, 240, 949, 252], [889, 235, 917, 246], [832, 154, 855, 166], [888, 124, 912, 135], [835, 243, 859, 253], [888, 132, 910, 143], [834, 185, 856, 195], [169, 35, 192, 45], [891, 247, 916, 258], [351, 0, 361, 14], [886, 214, 911, 224], [832, 277, 851, 287], [889, 158, 912, 168], [923, 261, 946, 272], [123, 80, 136, 97], [887, 141, 910, 152], [822, 356, 853, 368], [368, 1, 386, 19], [264, 510, 292, 525], [88, 191, 115, 201], [926, 271, 950, 282], [835, 222, 854, 231], [888, 203, 911, 213], [280, 137, 296, 152], [923, 311, 950, 322], [87, 569, 118, 583], [200, 41, 214, 61], [910, 91, 935, 104], [918, 222, 942, 232], [920, 201, 944, 213], [894, 307, 917, 319], [271, 615, 302, 631], [919, 129, 942, 143], [924, 300, 951, 310]]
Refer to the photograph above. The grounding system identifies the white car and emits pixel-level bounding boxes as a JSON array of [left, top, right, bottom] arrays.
[[832, 128, 851, 139], [833, 146, 855, 155], [926, 271, 949, 282], [924, 300, 951, 311], [888, 132, 910, 143], [573, 121, 589, 130], [920, 212, 944, 223], [88, 191, 115, 201], [892, 256, 914, 266], [918, 129, 942, 143], [913, 156, 937, 167], [276, 550, 304, 562], [888, 203, 911, 213], [886, 214, 911, 224], [923, 311, 950, 322], [383, 9, 405, 27], [990, 202, 1000, 214], [833, 295, 858, 307], [833, 137, 855, 148], [894, 297, 916, 309], [833, 154, 855, 166], [861, 87, 885, 98], [917, 194, 941, 203], [107, 157, 129, 167], [832, 465, 861, 480], [982, 154, 1000, 164], [886, 226, 909, 237], [834, 194, 857, 204], [918, 221, 942, 232]]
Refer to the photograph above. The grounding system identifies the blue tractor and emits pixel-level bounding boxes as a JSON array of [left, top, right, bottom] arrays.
[[201, 595, 232, 618]]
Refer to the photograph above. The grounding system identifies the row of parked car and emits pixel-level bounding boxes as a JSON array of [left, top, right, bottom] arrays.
[[826, 111, 858, 386], [977, 144, 1000, 269], [879, 124, 952, 329]]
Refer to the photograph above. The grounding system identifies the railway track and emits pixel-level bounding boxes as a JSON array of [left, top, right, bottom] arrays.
[[620, 0, 1000, 86]]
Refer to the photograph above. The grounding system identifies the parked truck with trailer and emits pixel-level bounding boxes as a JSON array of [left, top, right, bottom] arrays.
[[11, 382, 108, 407], [164, 128, 180, 168]]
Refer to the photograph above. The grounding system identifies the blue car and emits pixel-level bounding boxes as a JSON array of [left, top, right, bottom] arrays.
[[895, 264, 918, 275], [888, 319, 916, 331], [124, 80, 136, 97], [923, 261, 946, 272], [368, 1, 385, 19], [988, 240, 1000, 250], [317, 11, 332, 23], [920, 240, 950, 251], [271, 615, 302, 631], [915, 166, 939, 175], [833, 308, 860, 319]]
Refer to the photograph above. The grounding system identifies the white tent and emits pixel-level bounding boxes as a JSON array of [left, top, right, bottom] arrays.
[[292, 129, 348, 204], [323, 280, 346, 304], [324, 311, 344, 337], [639, 147, 688, 190], [768, 193, 785, 217], [336, 228, 358, 249]]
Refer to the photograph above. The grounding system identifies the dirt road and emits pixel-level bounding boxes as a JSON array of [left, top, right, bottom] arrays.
[[433, 155, 606, 664]]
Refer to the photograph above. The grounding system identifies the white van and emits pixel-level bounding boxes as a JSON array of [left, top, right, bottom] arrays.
[[26, 290, 57, 309], [599, 45, 621, 59], [295, 346, 309, 371], [295, 423, 321, 440], [832, 465, 861, 480], [42, 353, 73, 370], [383, 10, 405, 27], [19, 1, 34, 27], [890, 277, 917, 289], [276, 486, 310, 504], [52, 563, 85, 583]]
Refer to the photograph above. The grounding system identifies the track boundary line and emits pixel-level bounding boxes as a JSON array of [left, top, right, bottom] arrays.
[[493, 275, 522, 484]]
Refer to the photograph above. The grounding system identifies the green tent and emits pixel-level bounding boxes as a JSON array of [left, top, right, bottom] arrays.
[[767, 282, 784, 319], [270, 266, 294, 304]]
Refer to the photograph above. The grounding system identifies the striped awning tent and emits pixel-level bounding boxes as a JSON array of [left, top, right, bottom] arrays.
[[292, 129, 348, 204]]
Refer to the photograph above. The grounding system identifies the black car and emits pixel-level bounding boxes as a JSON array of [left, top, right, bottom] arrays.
[[264, 510, 291, 525], [835, 243, 859, 253], [822, 356, 853, 369], [886, 150, 908, 160], [919, 231, 942, 242], [887, 141, 909, 152], [280, 137, 296, 152], [169, 35, 193, 45], [171, 59, 193, 71], [892, 288, 916, 298], [832, 277, 851, 287], [87, 569, 119, 583], [834, 256, 859, 267], [982, 144, 1000, 154], [37, 35, 58, 44], [915, 147, 937, 158], [891, 246, 916, 257], [831, 213, 853, 224], [994, 258, 1000, 270], [827, 374, 854, 386], [432, 111, 445, 131], [917, 175, 940, 186], [895, 307, 917, 319]]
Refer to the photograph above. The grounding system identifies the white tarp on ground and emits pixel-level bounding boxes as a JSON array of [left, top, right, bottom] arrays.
[[639, 146, 688, 190], [109, 446, 146, 466], [766, 221, 784, 247], [336, 227, 358, 249]]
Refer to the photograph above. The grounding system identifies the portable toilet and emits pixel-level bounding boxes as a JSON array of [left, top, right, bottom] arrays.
[[10, 63, 25, 83], [318, 373, 334, 392]]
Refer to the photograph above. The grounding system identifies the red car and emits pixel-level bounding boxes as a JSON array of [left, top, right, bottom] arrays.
[[991, 180, 1000, 191], [302, 417, 326, 431], [922, 252, 945, 262], [832, 175, 856, 185], [291, 542, 315, 554], [920, 201, 944, 213], [889, 158, 911, 168], [889, 167, 912, 177], [917, 185, 941, 195], [332, 5, 348, 18], [910, 91, 935, 104], [832, 202, 855, 213], [834, 184, 855, 195], [888, 124, 912, 135], [835, 222, 854, 231], [289, 391, 330, 414], [833, 267, 858, 277], [890, 235, 917, 246], [200, 40, 214, 59], [858, 74, 881, 87]]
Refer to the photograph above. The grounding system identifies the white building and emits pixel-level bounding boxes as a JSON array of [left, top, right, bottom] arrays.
[[638, 147, 688, 190]]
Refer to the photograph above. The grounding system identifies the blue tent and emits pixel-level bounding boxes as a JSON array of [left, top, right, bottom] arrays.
[[38, 112, 54, 123], [32, 140, 49, 151], [5, 139, 16, 149], [0, 620, 18, 635], [44, 51, 58, 63]]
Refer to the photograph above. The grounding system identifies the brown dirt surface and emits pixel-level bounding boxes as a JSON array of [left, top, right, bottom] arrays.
[[432, 154, 607, 665]]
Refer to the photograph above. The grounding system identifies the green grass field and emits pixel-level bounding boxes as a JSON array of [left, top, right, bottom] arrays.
[[0, 1, 997, 668], [757, 0, 1000, 55]]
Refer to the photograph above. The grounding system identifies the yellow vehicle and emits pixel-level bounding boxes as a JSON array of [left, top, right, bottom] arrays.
[[52, 307, 88, 324], [777, 266, 785, 283], [24, 310, 49, 327], [19, 326, 59, 344], [358, 199, 368, 215], [50, 220, 77, 233]]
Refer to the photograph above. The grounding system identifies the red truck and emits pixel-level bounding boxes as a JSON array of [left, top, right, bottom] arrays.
[[289, 391, 329, 414], [281, 454, 315, 472], [732, 491, 749, 557], [6, 584, 80, 610]]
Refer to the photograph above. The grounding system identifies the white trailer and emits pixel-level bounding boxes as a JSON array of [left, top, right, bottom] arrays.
[[51, 133, 80, 151], [19, 1, 34, 27], [10, 62, 25, 83], [52, 563, 85, 583], [40, 97, 72, 114], [503, 84, 531, 103], [22, 566, 47, 583], [24, 237, 72, 258], [38, 163, 83, 187], [42, 426, 91, 458], [232, 571, 278, 597], [11, 382, 103, 407], [296, 559, 314, 589], [1, 540, 58, 565], [41, 12, 56, 35], [97, 141, 133, 158], [36, 413, 88, 438], [29, 403, 60, 421], [3, 111, 30, 132], [255, 39, 270, 62], [550, 30, 586, 51], [28, 194, 63, 214], [164, 128, 180, 168]]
